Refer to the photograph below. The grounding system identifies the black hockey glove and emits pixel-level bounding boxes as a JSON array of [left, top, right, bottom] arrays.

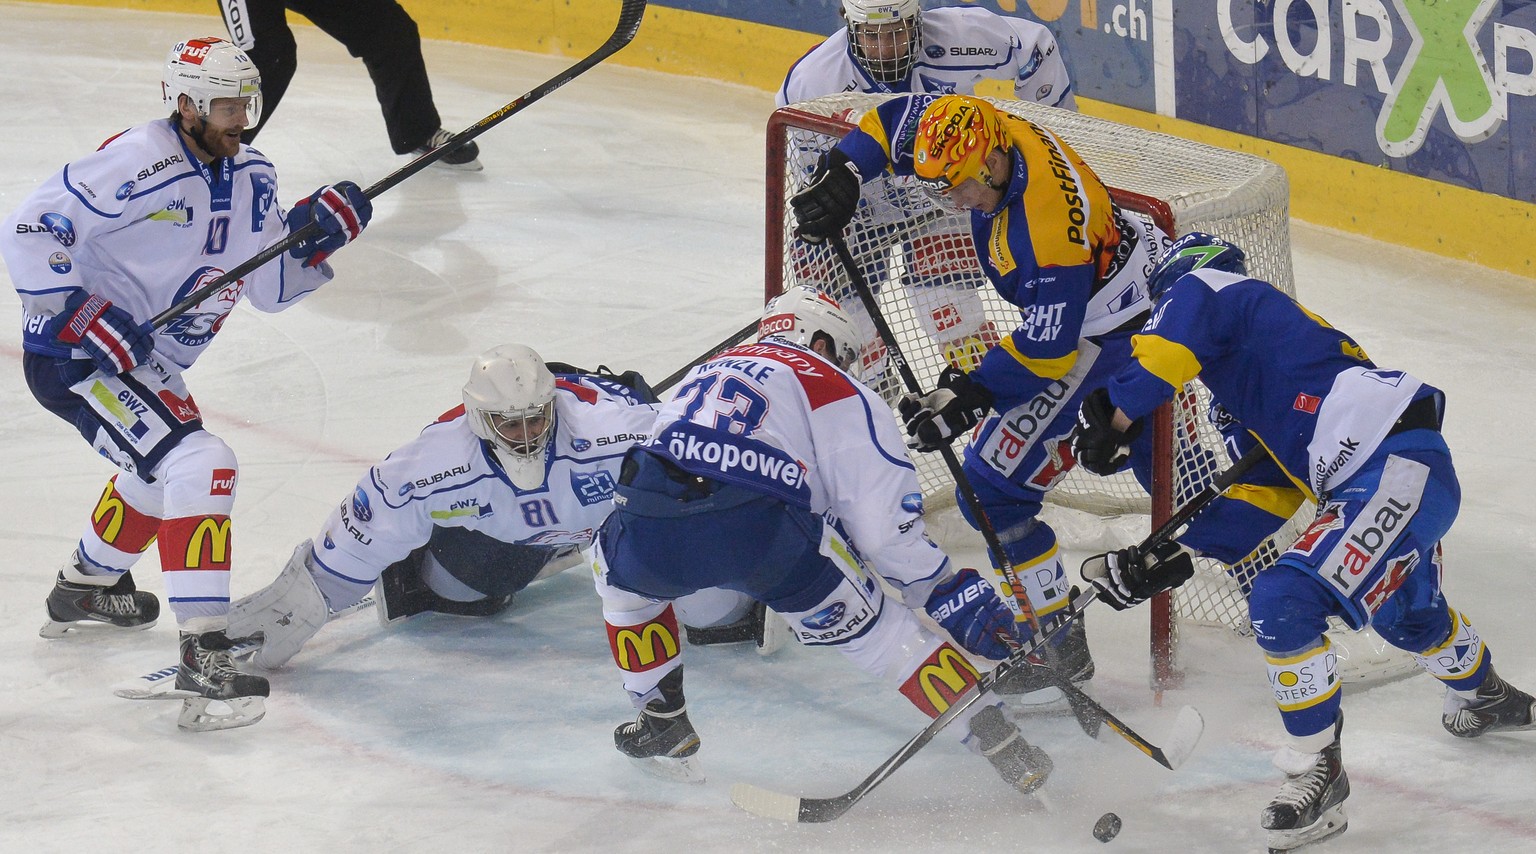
[[1080, 542, 1195, 611], [897, 366, 994, 453], [1070, 387, 1143, 476], [791, 149, 861, 244]]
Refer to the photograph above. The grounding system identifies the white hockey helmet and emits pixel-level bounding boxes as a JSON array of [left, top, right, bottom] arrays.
[[759, 286, 861, 374], [162, 37, 262, 125], [842, 0, 923, 84], [463, 344, 558, 490]]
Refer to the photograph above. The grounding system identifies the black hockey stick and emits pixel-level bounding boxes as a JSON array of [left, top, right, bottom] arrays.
[[823, 234, 1106, 738], [150, 0, 649, 329], [731, 444, 1266, 822], [654, 318, 759, 393]]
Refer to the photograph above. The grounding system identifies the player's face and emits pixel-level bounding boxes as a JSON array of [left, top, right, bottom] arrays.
[[200, 97, 252, 156], [853, 19, 916, 65], [489, 409, 552, 456], [944, 177, 1006, 214]]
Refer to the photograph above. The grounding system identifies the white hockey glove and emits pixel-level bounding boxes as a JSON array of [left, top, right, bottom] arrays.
[[1080, 542, 1195, 611], [226, 540, 330, 668]]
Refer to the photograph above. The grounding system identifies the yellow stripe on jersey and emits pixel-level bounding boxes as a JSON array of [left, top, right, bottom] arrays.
[[1129, 333, 1203, 389], [858, 111, 898, 174], [1250, 431, 1318, 502], [1224, 483, 1308, 521], [998, 336, 1078, 379], [988, 208, 1016, 275]]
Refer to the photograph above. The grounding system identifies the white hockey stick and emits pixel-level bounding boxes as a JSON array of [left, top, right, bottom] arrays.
[[112, 594, 376, 700]]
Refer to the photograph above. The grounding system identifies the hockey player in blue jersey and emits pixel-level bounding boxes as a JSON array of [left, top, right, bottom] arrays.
[[1068, 232, 1536, 852], [592, 287, 1052, 794], [0, 37, 372, 730], [793, 94, 1169, 701]]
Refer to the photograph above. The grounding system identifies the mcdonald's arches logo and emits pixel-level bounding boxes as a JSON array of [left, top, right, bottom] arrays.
[[899, 644, 981, 718], [607, 609, 680, 673]]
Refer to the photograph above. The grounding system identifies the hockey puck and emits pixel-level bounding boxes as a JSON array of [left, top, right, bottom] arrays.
[[1092, 812, 1122, 843]]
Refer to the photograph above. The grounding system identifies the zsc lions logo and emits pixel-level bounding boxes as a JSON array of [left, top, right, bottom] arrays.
[[40, 212, 76, 247], [801, 601, 847, 631], [162, 266, 243, 347]]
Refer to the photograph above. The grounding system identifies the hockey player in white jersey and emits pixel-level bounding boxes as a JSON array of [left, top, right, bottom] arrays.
[[778, 0, 1077, 406], [593, 287, 1052, 792], [1069, 233, 1536, 851], [0, 37, 372, 731], [226, 345, 766, 668]]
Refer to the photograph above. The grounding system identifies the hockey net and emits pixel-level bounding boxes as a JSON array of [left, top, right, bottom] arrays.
[[765, 94, 1414, 687]]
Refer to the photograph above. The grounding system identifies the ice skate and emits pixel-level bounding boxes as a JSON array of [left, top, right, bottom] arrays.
[[1443, 664, 1536, 738], [175, 630, 270, 732], [613, 668, 703, 783], [413, 127, 482, 172], [39, 562, 159, 638], [1261, 717, 1349, 852], [993, 605, 1094, 709], [967, 703, 1053, 795]]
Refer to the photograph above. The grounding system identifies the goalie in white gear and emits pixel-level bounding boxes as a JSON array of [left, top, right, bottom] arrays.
[[227, 344, 769, 670], [778, 0, 1077, 402], [1, 36, 372, 732]]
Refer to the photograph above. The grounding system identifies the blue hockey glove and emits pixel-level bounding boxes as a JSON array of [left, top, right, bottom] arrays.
[[45, 290, 154, 375], [287, 181, 373, 268], [791, 149, 861, 244], [897, 366, 994, 452], [925, 568, 1019, 661], [1071, 387, 1143, 476], [1080, 542, 1195, 611]]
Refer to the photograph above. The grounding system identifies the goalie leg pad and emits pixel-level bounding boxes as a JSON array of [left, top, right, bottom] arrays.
[[226, 540, 329, 669]]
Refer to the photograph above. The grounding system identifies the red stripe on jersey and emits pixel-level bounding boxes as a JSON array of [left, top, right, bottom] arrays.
[[556, 378, 599, 404], [436, 404, 467, 424], [721, 343, 859, 410]]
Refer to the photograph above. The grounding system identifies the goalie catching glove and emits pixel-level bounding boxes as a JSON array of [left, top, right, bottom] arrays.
[[790, 149, 861, 244], [1071, 387, 1143, 476], [897, 366, 993, 452], [924, 567, 1019, 660], [287, 181, 373, 268], [1080, 542, 1195, 611]]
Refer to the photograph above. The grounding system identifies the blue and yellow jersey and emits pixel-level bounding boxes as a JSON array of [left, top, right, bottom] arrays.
[[838, 94, 1123, 394]]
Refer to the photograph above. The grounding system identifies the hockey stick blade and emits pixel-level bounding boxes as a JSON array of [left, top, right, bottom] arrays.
[[112, 594, 376, 699], [151, 0, 648, 329]]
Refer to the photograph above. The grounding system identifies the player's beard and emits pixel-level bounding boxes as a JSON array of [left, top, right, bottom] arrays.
[[182, 116, 242, 161]]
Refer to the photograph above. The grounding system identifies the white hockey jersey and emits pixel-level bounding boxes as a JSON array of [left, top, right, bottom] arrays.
[[0, 118, 328, 368], [644, 339, 950, 608], [776, 6, 1075, 110], [312, 376, 658, 586]]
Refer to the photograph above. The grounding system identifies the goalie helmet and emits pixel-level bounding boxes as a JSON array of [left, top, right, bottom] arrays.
[[463, 344, 557, 490], [759, 286, 861, 374], [913, 96, 1010, 195], [1147, 232, 1247, 300], [842, 0, 922, 84], [162, 37, 262, 125]]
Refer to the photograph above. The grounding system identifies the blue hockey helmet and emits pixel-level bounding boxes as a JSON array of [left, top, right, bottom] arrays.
[[1147, 232, 1246, 300]]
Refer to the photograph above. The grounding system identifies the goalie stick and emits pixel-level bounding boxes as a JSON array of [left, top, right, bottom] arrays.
[[150, 0, 649, 329], [112, 594, 377, 700], [823, 234, 1106, 738], [730, 443, 1266, 823]]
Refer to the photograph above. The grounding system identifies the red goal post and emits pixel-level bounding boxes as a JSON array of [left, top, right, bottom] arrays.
[[762, 95, 1405, 689]]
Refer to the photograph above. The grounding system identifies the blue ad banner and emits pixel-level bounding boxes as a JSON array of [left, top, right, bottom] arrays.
[[655, 0, 1535, 204]]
